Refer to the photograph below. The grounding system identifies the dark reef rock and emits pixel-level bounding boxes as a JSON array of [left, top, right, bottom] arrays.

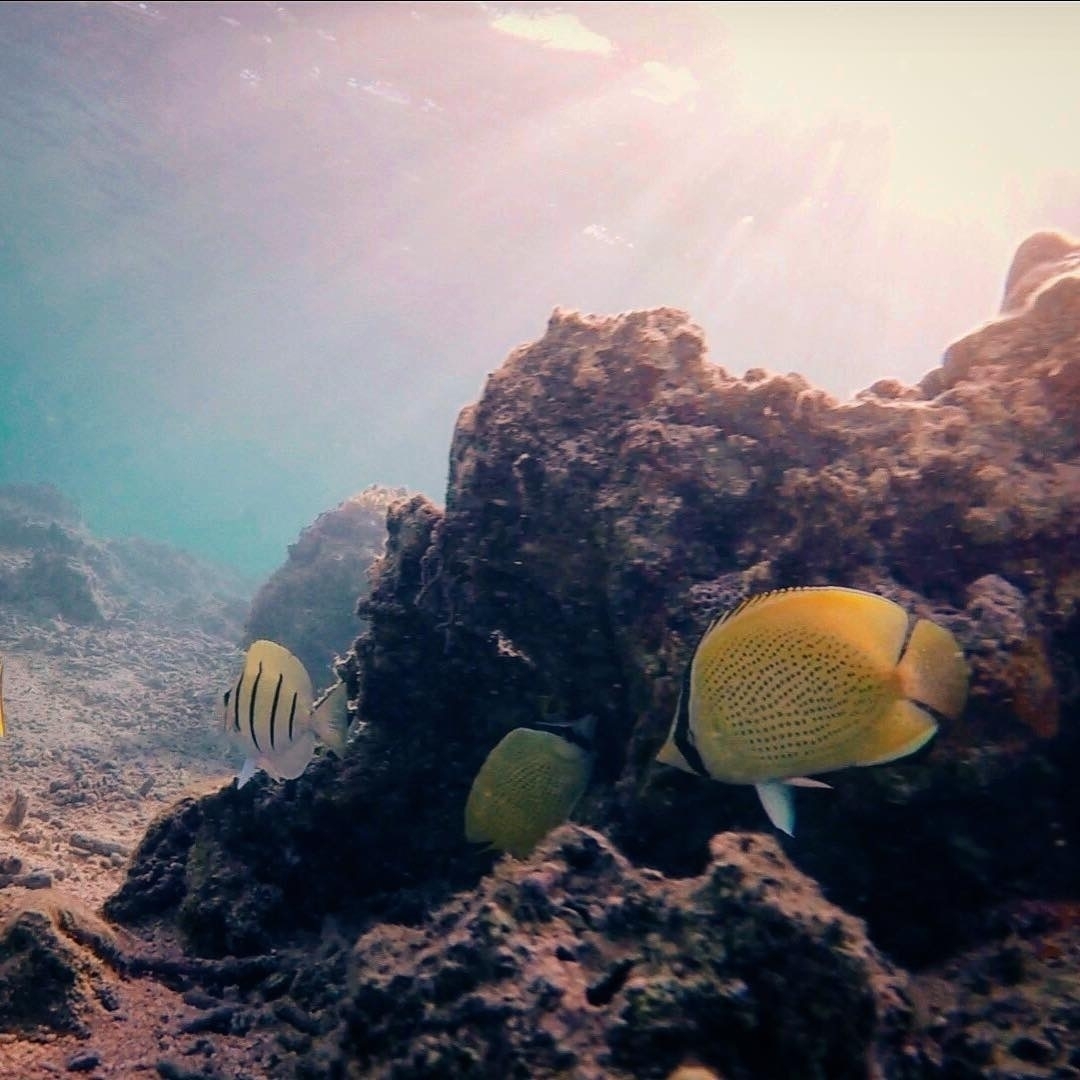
[[331, 827, 916, 1080], [0, 483, 250, 635], [113, 234, 1080, 986], [242, 486, 403, 680], [0, 892, 121, 1036], [916, 902, 1080, 1080]]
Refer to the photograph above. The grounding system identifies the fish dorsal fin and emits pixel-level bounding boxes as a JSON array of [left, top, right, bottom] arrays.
[[699, 587, 909, 670], [246, 640, 314, 705], [703, 586, 839, 632]]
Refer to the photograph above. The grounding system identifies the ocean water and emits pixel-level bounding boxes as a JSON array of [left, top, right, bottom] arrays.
[[1, 11, 1079, 1075], [1, 1, 1077, 578]]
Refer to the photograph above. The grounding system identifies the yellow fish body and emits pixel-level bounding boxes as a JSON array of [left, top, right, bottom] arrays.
[[657, 587, 968, 835], [0, 657, 6, 737], [465, 719, 595, 858], [222, 639, 350, 787]]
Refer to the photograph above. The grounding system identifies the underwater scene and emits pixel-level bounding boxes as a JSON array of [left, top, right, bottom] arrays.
[[1, 3, 1079, 1078]]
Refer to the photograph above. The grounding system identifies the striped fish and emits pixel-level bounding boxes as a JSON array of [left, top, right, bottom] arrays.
[[221, 639, 350, 787]]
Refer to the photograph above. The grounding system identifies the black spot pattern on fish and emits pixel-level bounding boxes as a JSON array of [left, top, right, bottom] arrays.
[[695, 624, 889, 771]]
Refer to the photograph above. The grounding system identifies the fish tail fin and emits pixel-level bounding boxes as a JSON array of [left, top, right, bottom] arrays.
[[311, 682, 351, 757], [0, 657, 6, 737], [897, 618, 969, 721], [855, 698, 938, 767]]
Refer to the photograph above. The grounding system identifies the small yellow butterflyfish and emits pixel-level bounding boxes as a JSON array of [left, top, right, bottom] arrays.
[[465, 716, 596, 858], [656, 587, 968, 836], [221, 640, 350, 787]]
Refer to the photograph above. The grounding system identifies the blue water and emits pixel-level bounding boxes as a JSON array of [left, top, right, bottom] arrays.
[[1, 2, 1072, 575]]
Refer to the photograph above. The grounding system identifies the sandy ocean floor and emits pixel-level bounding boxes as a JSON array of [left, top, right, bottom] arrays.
[[0, 609, 282, 1078]]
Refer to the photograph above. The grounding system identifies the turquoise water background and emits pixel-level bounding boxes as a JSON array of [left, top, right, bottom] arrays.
[[1, 3, 1075, 574]]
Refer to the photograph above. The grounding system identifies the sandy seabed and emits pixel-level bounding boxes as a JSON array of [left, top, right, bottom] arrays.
[[0, 611, 280, 1078]]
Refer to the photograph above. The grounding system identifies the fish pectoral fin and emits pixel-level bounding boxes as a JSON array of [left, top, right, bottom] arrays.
[[237, 758, 260, 789], [755, 781, 795, 837], [854, 699, 938, 767], [785, 777, 832, 789]]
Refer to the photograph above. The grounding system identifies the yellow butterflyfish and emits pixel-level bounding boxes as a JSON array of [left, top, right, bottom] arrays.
[[465, 716, 596, 858], [657, 587, 968, 835]]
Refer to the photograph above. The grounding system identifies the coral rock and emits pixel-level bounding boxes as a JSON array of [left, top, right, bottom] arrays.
[[242, 486, 404, 680], [112, 236, 1080, 971], [333, 826, 916, 1080]]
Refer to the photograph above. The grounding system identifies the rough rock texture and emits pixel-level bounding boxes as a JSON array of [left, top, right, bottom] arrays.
[[328, 827, 918, 1080], [242, 486, 404, 680], [0, 891, 123, 1037], [0, 483, 249, 634], [1000, 230, 1080, 314], [113, 235, 1080, 978], [912, 901, 1080, 1079]]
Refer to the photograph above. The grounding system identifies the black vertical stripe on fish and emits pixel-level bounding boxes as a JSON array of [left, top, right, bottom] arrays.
[[674, 655, 709, 778], [268, 673, 284, 751], [249, 661, 263, 753], [895, 615, 917, 665], [233, 672, 244, 732], [288, 693, 298, 743]]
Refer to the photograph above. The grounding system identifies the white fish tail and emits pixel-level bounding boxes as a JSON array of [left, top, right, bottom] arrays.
[[311, 681, 351, 756]]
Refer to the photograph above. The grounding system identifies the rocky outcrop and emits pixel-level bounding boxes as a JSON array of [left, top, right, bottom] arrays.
[[0, 891, 123, 1037], [915, 902, 1080, 1079], [242, 486, 402, 681], [0, 483, 249, 635], [1000, 229, 1080, 314], [347, 274, 1079, 964], [330, 827, 917, 1080], [112, 234, 1080, 985]]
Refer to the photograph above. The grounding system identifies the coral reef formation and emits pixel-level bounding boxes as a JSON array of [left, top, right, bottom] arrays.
[[1000, 229, 1080, 314], [242, 486, 403, 680], [0, 891, 123, 1037], [100, 234, 1080, 1075], [331, 827, 916, 1080]]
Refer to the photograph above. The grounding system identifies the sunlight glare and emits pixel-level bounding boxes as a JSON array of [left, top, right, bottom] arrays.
[[488, 9, 615, 56], [712, 4, 1080, 223]]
